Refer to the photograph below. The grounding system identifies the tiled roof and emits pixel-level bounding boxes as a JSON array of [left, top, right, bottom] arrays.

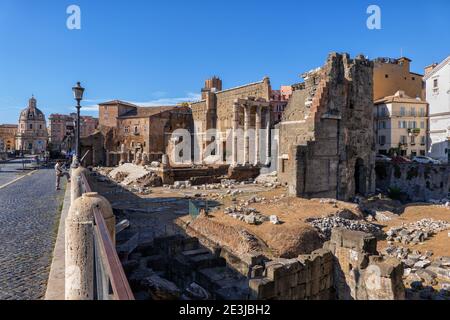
[[375, 91, 427, 105], [118, 106, 180, 119]]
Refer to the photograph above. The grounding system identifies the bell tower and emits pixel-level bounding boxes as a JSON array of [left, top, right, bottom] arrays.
[[201, 76, 222, 100]]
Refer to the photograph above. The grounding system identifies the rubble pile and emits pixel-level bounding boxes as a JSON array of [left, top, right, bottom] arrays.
[[109, 163, 152, 186], [255, 171, 278, 186], [383, 246, 450, 300], [168, 181, 192, 190], [386, 219, 450, 245], [224, 206, 269, 225], [114, 171, 129, 183], [136, 172, 163, 188], [307, 216, 384, 239]]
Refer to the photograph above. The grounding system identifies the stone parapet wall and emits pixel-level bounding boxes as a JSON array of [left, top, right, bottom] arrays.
[[375, 162, 450, 202], [325, 228, 405, 300], [249, 248, 334, 300], [249, 228, 405, 300]]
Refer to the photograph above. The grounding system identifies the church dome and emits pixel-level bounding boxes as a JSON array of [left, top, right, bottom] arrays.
[[19, 96, 46, 122]]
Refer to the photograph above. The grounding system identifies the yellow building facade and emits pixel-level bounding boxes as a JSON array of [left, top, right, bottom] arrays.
[[374, 91, 429, 157]]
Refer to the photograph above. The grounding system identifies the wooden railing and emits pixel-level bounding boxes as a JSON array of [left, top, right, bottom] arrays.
[[80, 173, 134, 300]]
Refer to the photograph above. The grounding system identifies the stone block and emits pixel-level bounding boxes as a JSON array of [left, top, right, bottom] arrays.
[[310, 255, 322, 280], [250, 265, 265, 278], [265, 261, 284, 280], [249, 278, 275, 300], [275, 276, 292, 294], [311, 278, 320, 296]]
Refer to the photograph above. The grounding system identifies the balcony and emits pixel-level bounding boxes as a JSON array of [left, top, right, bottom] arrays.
[[408, 128, 421, 136]]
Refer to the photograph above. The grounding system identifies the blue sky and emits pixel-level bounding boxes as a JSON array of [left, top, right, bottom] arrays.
[[0, 0, 449, 124]]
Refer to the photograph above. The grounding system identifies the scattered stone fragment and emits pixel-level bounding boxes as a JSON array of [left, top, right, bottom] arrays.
[[224, 206, 269, 225], [386, 219, 450, 244], [141, 274, 181, 300], [307, 216, 384, 240], [269, 215, 281, 225]]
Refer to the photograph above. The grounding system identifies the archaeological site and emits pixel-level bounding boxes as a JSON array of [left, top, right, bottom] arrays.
[[49, 52, 450, 302]]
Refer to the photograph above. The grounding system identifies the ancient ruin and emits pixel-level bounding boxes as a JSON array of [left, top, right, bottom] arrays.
[[56, 53, 450, 301], [278, 53, 376, 201]]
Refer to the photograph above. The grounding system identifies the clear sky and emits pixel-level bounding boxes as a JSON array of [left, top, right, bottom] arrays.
[[0, 0, 449, 124]]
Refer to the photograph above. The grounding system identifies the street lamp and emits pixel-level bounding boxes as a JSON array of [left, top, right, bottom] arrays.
[[72, 82, 85, 167]]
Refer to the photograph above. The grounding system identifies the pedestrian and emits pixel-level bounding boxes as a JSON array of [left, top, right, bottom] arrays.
[[55, 160, 71, 191]]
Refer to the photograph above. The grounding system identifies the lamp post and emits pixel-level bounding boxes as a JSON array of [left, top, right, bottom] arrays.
[[72, 82, 85, 167]]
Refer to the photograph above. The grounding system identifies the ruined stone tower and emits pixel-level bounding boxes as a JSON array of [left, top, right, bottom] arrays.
[[278, 53, 376, 201]]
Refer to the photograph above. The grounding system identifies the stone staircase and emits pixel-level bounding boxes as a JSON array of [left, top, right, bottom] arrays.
[[124, 234, 250, 300]]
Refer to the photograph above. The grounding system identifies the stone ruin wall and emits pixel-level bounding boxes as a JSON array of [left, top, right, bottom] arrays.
[[249, 228, 405, 300], [181, 214, 406, 300], [375, 162, 450, 202], [215, 79, 271, 132], [278, 53, 376, 201]]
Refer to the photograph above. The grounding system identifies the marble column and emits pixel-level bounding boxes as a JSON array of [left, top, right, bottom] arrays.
[[255, 106, 262, 165], [244, 105, 250, 166], [120, 144, 126, 165], [232, 102, 239, 166], [265, 107, 271, 166]]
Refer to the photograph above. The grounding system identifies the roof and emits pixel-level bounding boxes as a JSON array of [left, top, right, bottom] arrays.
[[424, 56, 450, 80], [118, 106, 180, 119], [0, 124, 18, 128], [375, 91, 427, 105], [19, 107, 46, 122], [98, 100, 139, 108]]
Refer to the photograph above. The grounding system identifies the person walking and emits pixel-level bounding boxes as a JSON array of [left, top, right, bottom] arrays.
[[55, 160, 70, 191]]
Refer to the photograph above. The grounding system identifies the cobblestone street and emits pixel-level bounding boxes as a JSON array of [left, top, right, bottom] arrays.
[[0, 165, 66, 300]]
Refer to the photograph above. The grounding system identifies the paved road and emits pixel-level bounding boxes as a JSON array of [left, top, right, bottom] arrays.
[[0, 164, 66, 300]]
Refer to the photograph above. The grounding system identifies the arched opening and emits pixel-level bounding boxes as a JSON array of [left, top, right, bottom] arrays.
[[354, 158, 366, 196]]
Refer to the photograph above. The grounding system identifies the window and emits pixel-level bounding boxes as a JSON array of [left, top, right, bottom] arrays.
[[400, 136, 407, 144], [400, 107, 406, 116], [410, 136, 416, 145], [134, 126, 139, 134], [421, 136, 426, 145], [419, 108, 426, 117], [124, 127, 129, 133], [408, 121, 417, 129], [399, 121, 407, 129], [379, 121, 386, 130], [420, 121, 425, 129], [385, 74, 389, 78], [434, 79, 439, 88], [420, 150, 426, 156], [379, 136, 386, 145], [29, 124, 33, 130], [410, 108, 416, 117]]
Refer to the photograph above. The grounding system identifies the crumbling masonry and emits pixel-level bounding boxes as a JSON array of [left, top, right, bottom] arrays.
[[249, 228, 405, 300], [278, 53, 376, 201]]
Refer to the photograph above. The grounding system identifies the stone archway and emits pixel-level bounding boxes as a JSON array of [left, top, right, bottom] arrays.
[[354, 158, 366, 196]]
